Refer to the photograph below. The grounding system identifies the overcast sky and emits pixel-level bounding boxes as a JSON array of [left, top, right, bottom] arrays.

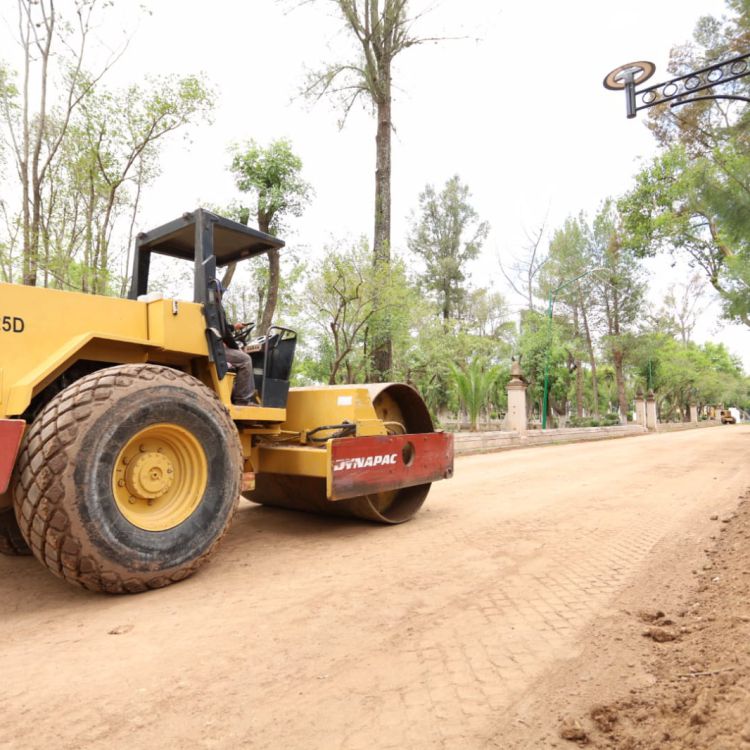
[[3, 0, 749, 367]]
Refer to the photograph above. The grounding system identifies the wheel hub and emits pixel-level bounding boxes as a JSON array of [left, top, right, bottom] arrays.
[[112, 423, 208, 531], [125, 451, 174, 499]]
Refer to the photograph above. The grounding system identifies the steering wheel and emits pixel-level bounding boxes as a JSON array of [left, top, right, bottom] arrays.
[[232, 322, 255, 346]]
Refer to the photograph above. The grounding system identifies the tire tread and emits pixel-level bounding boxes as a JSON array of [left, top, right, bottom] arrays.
[[13, 364, 241, 593]]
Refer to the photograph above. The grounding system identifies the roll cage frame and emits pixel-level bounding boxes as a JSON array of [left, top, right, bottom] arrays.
[[127, 208, 285, 380]]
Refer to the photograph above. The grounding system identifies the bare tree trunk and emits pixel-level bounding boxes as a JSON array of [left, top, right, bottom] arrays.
[[120, 162, 145, 297], [610, 258, 629, 421], [373, 90, 391, 263], [371, 86, 392, 380], [442, 280, 450, 324], [28, 24, 52, 287], [257, 212, 279, 333], [613, 349, 628, 422], [95, 187, 119, 295], [9, 1, 124, 288], [256, 288, 265, 330], [579, 300, 599, 418], [81, 177, 96, 293], [572, 306, 583, 418], [20, 4, 33, 285], [260, 248, 280, 333]]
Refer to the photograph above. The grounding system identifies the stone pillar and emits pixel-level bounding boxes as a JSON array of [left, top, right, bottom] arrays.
[[646, 390, 658, 431], [689, 403, 698, 423], [506, 360, 528, 433], [634, 390, 646, 427]]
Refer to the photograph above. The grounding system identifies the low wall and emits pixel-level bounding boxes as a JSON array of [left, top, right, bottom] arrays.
[[452, 424, 644, 455], [655, 420, 720, 433], [451, 421, 720, 456]]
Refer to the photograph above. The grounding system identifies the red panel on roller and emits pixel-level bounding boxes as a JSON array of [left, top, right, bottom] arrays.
[[329, 432, 454, 501], [0, 419, 25, 494]]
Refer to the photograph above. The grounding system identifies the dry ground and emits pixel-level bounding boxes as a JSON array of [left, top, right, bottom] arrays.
[[1, 425, 748, 750]]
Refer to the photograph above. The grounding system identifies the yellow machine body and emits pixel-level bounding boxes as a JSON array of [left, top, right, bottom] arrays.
[[0, 282, 284, 421], [0, 209, 453, 591], [0, 282, 453, 524]]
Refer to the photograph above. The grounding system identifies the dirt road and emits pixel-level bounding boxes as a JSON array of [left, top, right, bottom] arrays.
[[1, 426, 748, 750]]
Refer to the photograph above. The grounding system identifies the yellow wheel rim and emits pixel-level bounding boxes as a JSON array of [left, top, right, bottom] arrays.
[[112, 423, 208, 531]]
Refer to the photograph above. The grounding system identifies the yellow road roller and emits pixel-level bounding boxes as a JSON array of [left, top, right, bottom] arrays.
[[0, 209, 454, 593]]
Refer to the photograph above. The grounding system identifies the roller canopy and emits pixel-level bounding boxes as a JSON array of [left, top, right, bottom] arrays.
[[135, 208, 284, 267], [127, 208, 287, 382], [128, 208, 286, 303]]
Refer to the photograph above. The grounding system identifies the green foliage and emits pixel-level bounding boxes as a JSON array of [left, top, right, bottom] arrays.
[[0, 14, 213, 294], [448, 359, 503, 432], [618, 0, 750, 329], [395, 304, 512, 420], [621, 144, 750, 328], [227, 138, 312, 332], [591, 201, 646, 330], [408, 175, 489, 322], [724, 248, 750, 324], [229, 138, 312, 234], [524, 202, 647, 422], [289, 230, 514, 422], [540, 215, 591, 302], [568, 413, 619, 428], [295, 237, 413, 384], [540, 214, 600, 417], [76, 75, 213, 294], [631, 332, 749, 418]]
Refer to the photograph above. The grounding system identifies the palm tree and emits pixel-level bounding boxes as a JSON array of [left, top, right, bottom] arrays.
[[449, 359, 502, 432]]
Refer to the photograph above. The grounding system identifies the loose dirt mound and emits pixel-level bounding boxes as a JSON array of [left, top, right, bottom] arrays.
[[580, 491, 750, 749]]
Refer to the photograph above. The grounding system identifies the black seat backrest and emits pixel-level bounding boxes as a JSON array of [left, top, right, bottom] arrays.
[[247, 327, 297, 408], [266, 333, 296, 381]]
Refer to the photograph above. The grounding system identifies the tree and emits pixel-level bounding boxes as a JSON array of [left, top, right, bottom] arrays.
[[298, 237, 411, 384], [645, 0, 750, 153], [78, 77, 212, 294], [229, 139, 311, 332], [0, 2, 210, 295], [543, 215, 601, 418], [394, 291, 513, 421], [462, 287, 513, 340], [591, 201, 645, 420], [11, 76, 212, 295], [632, 333, 748, 419], [449, 359, 502, 432], [498, 221, 547, 314], [304, 0, 443, 378], [619, 0, 750, 328], [620, 146, 750, 327], [655, 273, 708, 346], [408, 175, 489, 324], [0, 0, 125, 287], [516, 308, 575, 423]]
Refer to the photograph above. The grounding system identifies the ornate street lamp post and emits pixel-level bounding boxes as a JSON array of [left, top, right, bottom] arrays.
[[604, 52, 750, 118]]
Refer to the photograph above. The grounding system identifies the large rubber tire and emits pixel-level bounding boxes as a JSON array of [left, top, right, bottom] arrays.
[[12, 365, 242, 593], [0, 507, 30, 555]]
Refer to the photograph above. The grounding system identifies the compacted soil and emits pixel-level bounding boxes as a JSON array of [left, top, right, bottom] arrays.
[[496, 485, 750, 749], [1, 425, 748, 750], [585, 490, 750, 750]]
